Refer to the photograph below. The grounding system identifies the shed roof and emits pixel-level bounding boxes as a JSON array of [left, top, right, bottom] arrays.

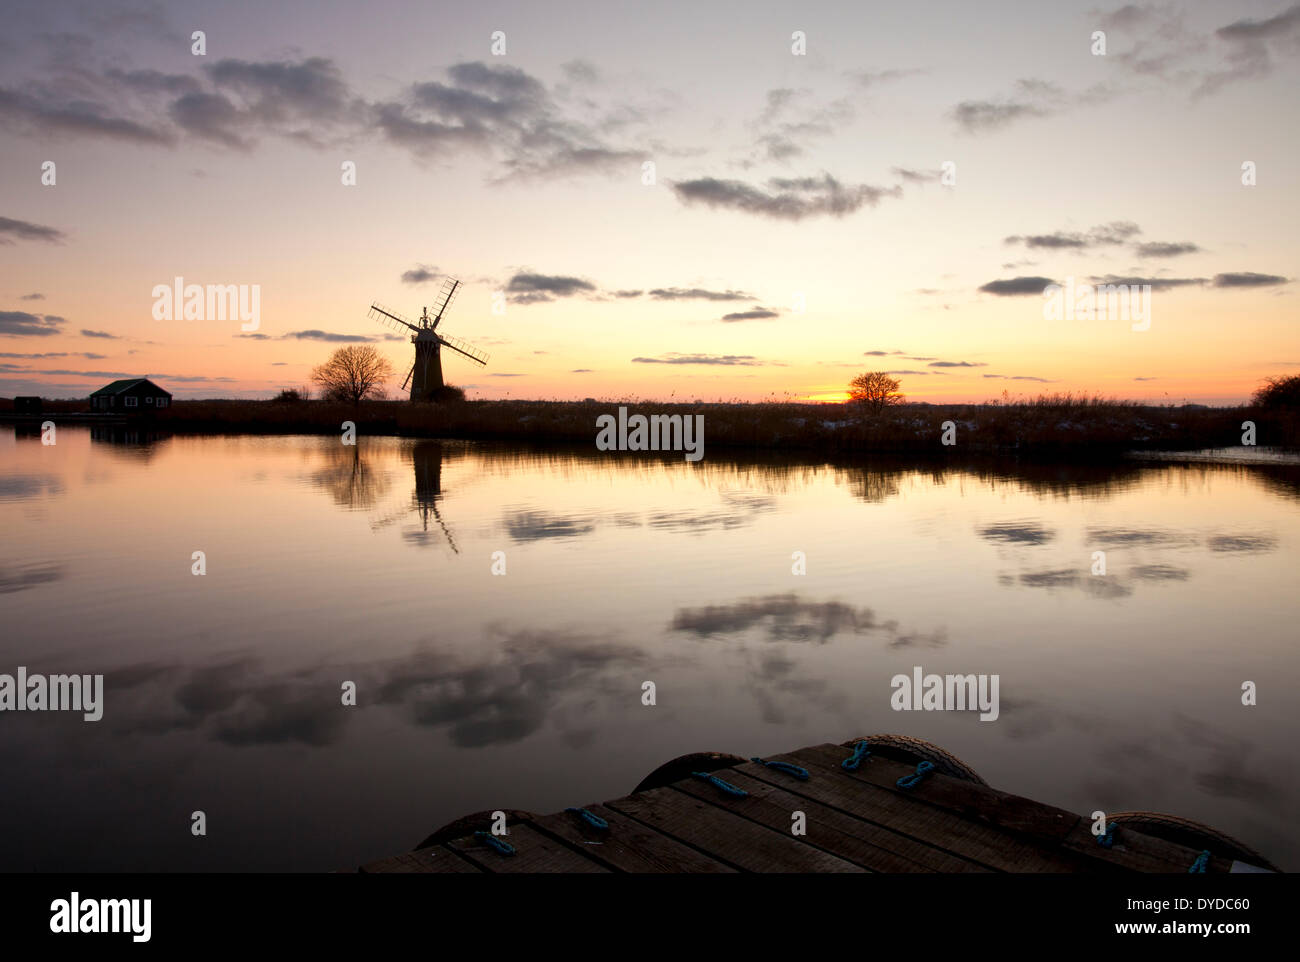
[[89, 378, 171, 397]]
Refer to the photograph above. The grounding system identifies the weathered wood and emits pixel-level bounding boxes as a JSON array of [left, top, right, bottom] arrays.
[[772, 746, 1095, 872], [723, 764, 990, 873], [608, 785, 867, 873], [1060, 819, 1233, 874], [447, 822, 609, 873], [531, 804, 737, 873], [359, 845, 481, 873]]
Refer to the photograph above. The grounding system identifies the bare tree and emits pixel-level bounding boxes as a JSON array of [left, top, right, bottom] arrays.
[[847, 371, 905, 413], [311, 345, 394, 405]]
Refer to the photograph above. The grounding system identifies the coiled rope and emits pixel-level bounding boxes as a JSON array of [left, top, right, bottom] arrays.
[[565, 807, 609, 830], [1189, 850, 1212, 873], [473, 830, 516, 856], [896, 760, 935, 790], [691, 771, 749, 797], [750, 757, 810, 780], [1098, 822, 1119, 849], [841, 740, 872, 771]]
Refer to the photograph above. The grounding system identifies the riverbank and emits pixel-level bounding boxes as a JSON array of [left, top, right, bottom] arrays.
[[5, 396, 1297, 453]]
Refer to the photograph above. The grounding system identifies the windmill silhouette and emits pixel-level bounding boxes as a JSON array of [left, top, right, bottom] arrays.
[[367, 277, 489, 401]]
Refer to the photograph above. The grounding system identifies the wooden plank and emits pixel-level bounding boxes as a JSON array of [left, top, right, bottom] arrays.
[[796, 745, 1081, 844], [359, 845, 481, 873], [1060, 820, 1234, 874], [673, 767, 987, 873], [770, 745, 1095, 872], [606, 785, 866, 873], [531, 804, 737, 873], [447, 822, 609, 873]]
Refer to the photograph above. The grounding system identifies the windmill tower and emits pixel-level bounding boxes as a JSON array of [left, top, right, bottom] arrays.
[[367, 278, 489, 401]]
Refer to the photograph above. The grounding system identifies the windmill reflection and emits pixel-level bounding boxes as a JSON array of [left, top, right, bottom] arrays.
[[370, 440, 459, 553]]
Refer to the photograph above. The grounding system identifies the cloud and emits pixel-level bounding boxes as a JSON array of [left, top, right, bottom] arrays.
[[1135, 241, 1200, 257], [236, 333, 272, 340], [672, 174, 901, 221], [0, 216, 65, 244], [1088, 274, 1206, 291], [647, 288, 754, 301], [978, 276, 1055, 296], [851, 68, 923, 89], [0, 86, 173, 145], [0, 311, 64, 336], [929, 360, 986, 368], [611, 289, 642, 298], [401, 264, 439, 284], [1005, 221, 1141, 249], [373, 60, 639, 179], [80, 329, 120, 339], [18, 293, 44, 300], [983, 374, 1052, 383], [0, 352, 105, 360], [1198, 4, 1300, 96], [891, 167, 942, 184], [721, 308, 779, 322], [570, 368, 593, 373], [632, 353, 765, 366], [1212, 272, 1289, 288], [504, 272, 597, 304], [282, 330, 379, 342], [952, 77, 1114, 133]]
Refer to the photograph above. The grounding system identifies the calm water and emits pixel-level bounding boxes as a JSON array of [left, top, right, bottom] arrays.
[[2, 426, 1298, 871]]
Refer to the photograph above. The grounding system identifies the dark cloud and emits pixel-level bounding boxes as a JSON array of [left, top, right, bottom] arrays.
[[721, 308, 779, 322], [282, 330, 379, 342], [1089, 274, 1206, 291], [647, 288, 754, 301], [168, 91, 250, 149], [1005, 221, 1141, 249], [611, 289, 643, 298], [929, 360, 986, 368], [978, 276, 1055, 296], [18, 292, 44, 300], [0, 216, 65, 244], [80, 329, 119, 339], [673, 174, 900, 221], [631, 353, 765, 366], [1135, 241, 1200, 257], [0, 352, 105, 359], [891, 167, 941, 184], [1198, 4, 1300, 96], [1212, 272, 1289, 288], [951, 99, 1046, 132], [570, 368, 592, 373], [983, 374, 1052, 382], [504, 272, 597, 304], [0, 87, 173, 144], [0, 311, 64, 336], [400, 264, 438, 284], [104, 68, 201, 96]]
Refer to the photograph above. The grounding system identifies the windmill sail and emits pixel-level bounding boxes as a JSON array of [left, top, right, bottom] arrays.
[[368, 303, 420, 334], [436, 331, 488, 366]]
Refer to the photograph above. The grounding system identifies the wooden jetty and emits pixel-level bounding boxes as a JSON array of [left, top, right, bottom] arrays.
[[357, 738, 1274, 874]]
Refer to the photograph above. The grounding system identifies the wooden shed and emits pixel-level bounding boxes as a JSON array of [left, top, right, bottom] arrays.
[[89, 378, 172, 414]]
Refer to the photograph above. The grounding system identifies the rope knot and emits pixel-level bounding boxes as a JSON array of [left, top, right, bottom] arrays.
[[751, 757, 810, 780], [841, 740, 872, 771], [896, 760, 935, 790], [690, 771, 749, 797]]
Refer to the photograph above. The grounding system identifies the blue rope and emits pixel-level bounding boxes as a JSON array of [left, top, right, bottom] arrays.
[[896, 760, 935, 790], [750, 757, 810, 780], [842, 740, 872, 771], [1097, 822, 1119, 849], [691, 771, 749, 797], [1189, 850, 1211, 873], [566, 807, 609, 830], [474, 830, 516, 856]]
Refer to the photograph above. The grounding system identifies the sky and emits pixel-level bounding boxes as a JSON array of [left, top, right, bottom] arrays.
[[1, 0, 1297, 403]]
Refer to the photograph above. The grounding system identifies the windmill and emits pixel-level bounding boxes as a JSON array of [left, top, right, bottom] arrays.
[[367, 277, 489, 401]]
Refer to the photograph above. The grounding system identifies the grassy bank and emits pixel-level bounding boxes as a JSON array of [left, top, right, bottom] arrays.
[[9, 394, 1298, 453]]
